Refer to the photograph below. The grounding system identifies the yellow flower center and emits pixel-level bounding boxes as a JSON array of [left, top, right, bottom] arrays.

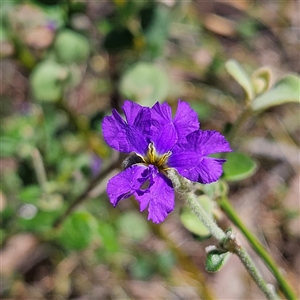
[[121, 143, 172, 172], [143, 142, 172, 171]]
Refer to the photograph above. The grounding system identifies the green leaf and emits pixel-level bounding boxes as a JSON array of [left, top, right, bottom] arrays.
[[180, 196, 214, 239], [205, 248, 231, 272], [130, 255, 155, 280], [251, 74, 300, 111], [0, 136, 19, 157], [30, 60, 68, 102], [157, 251, 176, 276], [143, 5, 170, 58], [59, 211, 97, 251], [116, 211, 149, 241], [98, 222, 120, 253], [223, 152, 257, 181], [225, 59, 254, 100], [189, 102, 212, 120], [38, 193, 63, 212], [19, 210, 59, 233], [120, 62, 169, 106], [202, 180, 228, 200], [54, 29, 90, 64], [251, 66, 273, 95], [236, 18, 259, 38], [41, 4, 66, 29], [18, 185, 41, 204]]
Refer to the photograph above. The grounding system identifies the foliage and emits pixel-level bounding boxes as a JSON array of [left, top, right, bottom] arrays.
[[0, 1, 299, 299]]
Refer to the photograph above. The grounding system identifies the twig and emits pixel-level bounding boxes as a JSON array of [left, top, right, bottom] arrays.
[[167, 170, 279, 300], [218, 196, 297, 300], [53, 157, 121, 229], [31, 148, 47, 189]]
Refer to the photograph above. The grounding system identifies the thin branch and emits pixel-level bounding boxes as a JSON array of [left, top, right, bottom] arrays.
[[52, 156, 122, 229], [167, 170, 279, 300], [218, 196, 297, 300]]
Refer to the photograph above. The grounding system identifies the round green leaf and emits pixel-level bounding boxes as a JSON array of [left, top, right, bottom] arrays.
[[19, 185, 41, 204], [205, 249, 231, 272], [251, 74, 300, 111], [59, 211, 97, 251], [54, 29, 90, 64], [0, 136, 19, 157], [19, 210, 58, 233], [223, 152, 257, 181], [98, 222, 120, 253], [120, 62, 169, 106], [30, 60, 68, 102], [225, 59, 254, 100], [116, 211, 149, 241], [180, 196, 214, 239]]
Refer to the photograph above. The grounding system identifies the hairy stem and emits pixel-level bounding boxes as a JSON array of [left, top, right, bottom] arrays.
[[168, 170, 279, 300], [218, 196, 297, 300], [234, 244, 278, 300], [185, 189, 226, 241]]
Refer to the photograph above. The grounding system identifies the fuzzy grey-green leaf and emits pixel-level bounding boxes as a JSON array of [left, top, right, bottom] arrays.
[[205, 250, 231, 272], [30, 60, 68, 102], [54, 29, 90, 64], [180, 196, 214, 239], [223, 152, 257, 181], [251, 74, 300, 111], [120, 62, 169, 106], [225, 59, 254, 100]]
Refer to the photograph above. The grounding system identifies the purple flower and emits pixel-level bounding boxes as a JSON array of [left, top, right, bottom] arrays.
[[91, 154, 102, 177], [102, 100, 231, 223]]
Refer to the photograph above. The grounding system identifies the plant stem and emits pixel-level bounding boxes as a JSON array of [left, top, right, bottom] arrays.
[[234, 244, 278, 300], [218, 196, 297, 300], [185, 189, 226, 241], [53, 157, 121, 229], [226, 107, 252, 145], [32, 148, 47, 189], [168, 170, 279, 300], [151, 225, 217, 300]]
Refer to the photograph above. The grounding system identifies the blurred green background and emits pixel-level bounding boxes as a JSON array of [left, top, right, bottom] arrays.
[[0, 0, 299, 299]]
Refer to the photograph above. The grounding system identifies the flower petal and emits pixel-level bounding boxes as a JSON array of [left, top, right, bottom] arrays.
[[122, 100, 143, 126], [102, 109, 148, 154], [122, 100, 151, 136], [195, 157, 226, 183], [135, 166, 174, 223], [107, 165, 149, 206], [150, 102, 177, 153], [169, 151, 226, 183], [173, 100, 199, 140], [168, 129, 231, 183], [153, 123, 177, 154], [187, 130, 232, 156]]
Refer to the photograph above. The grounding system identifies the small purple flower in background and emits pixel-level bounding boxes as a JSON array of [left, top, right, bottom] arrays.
[[102, 100, 231, 223], [91, 154, 102, 177]]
